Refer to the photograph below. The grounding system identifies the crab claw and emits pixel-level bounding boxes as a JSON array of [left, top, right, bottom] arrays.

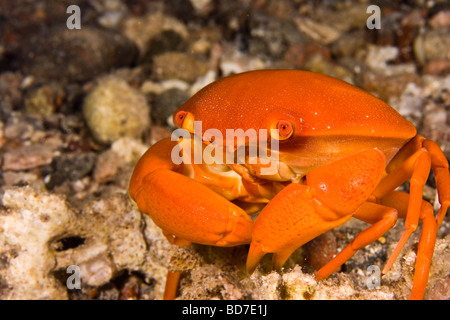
[[246, 148, 386, 274], [130, 137, 254, 248]]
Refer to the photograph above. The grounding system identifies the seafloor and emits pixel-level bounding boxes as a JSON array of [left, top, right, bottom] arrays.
[[0, 0, 449, 300]]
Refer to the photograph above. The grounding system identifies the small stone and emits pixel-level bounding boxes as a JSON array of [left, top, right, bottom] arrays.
[[294, 17, 341, 45], [189, 0, 213, 16], [424, 60, 450, 76], [415, 29, 450, 66], [24, 83, 65, 115], [93, 150, 120, 184], [110, 137, 148, 164], [152, 52, 209, 83], [150, 125, 172, 145], [365, 45, 416, 77], [46, 152, 97, 189], [20, 28, 137, 82], [303, 231, 337, 271], [83, 76, 151, 145], [79, 255, 116, 287], [3, 113, 44, 141], [248, 12, 305, 60], [122, 13, 188, 57], [284, 42, 331, 69], [429, 10, 450, 29], [151, 88, 190, 125], [3, 144, 58, 171]]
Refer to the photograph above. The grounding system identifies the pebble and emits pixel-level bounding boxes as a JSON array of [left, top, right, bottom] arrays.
[[20, 27, 137, 82], [3, 144, 60, 171], [82, 76, 151, 144], [93, 150, 120, 184], [46, 152, 97, 189], [284, 42, 331, 69], [122, 13, 189, 56], [151, 88, 190, 125], [24, 83, 65, 115], [422, 30, 450, 62], [152, 52, 209, 83], [365, 45, 416, 77], [249, 11, 305, 60], [302, 231, 337, 271]]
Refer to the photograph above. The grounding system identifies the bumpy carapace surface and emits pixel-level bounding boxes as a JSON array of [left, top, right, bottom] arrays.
[[129, 70, 450, 300]]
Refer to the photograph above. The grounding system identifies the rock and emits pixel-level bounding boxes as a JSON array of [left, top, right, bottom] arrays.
[[110, 137, 149, 164], [284, 42, 331, 69], [302, 231, 337, 271], [424, 60, 450, 76], [303, 54, 354, 84], [429, 10, 450, 29], [152, 52, 209, 83], [0, 187, 77, 299], [93, 150, 120, 184], [189, 0, 213, 16], [144, 30, 188, 59], [24, 83, 65, 115], [361, 71, 420, 103], [423, 29, 450, 62], [149, 125, 172, 145], [82, 76, 151, 145], [2, 142, 61, 171], [0, 187, 172, 300], [415, 29, 450, 66], [294, 16, 341, 45], [219, 45, 266, 77], [365, 45, 416, 77], [20, 28, 137, 82], [0, 72, 23, 121], [248, 12, 305, 60], [330, 31, 366, 59], [151, 88, 190, 125], [3, 113, 44, 141], [46, 152, 97, 189], [122, 13, 189, 57]]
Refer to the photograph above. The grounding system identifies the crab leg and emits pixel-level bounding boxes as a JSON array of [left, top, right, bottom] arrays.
[[246, 148, 386, 274], [381, 135, 449, 227], [377, 191, 437, 299], [372, 148, 431, 271], [316, 202, 398, 280], [422, 139, 450, 227]]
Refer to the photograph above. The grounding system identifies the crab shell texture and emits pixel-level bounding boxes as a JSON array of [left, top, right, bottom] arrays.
[[174, 69, 416, 176]]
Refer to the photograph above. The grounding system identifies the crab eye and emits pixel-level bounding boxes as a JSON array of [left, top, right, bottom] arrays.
[[271, 120, 294, 140], [174, 111, 187, 127], [173, 111, 195, 132]]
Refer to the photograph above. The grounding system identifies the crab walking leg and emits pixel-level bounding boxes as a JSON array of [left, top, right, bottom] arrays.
[[382, 135, 450, 227], [371, 148, 433, 275], [315, 202, 398, 280], [422, 140, 450, 227], [164, 270, 182, 300], [247, 148, 386, 274], [377, 191, 437, 300], [162, 237, 191, 300]]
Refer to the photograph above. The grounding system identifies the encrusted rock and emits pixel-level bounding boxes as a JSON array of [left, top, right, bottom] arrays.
[[82, 76, 151, 145]]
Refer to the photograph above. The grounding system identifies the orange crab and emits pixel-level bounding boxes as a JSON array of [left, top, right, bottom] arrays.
[[129, 70, 449, 300]]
